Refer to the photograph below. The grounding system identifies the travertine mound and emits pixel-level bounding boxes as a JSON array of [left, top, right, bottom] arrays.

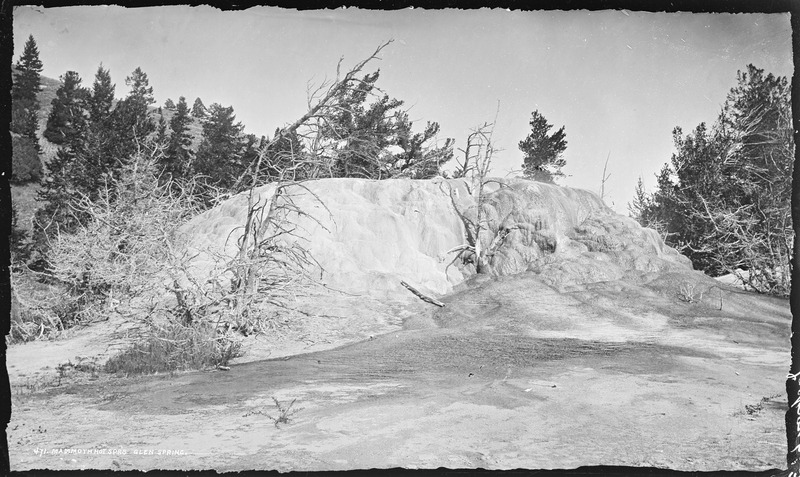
[[179, 177, 691, 304]]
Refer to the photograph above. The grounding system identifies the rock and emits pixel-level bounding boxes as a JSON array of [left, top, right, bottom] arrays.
[[178, 177, 691, 303]]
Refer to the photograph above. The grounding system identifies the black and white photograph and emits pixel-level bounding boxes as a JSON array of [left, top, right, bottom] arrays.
[[5, 4, 797, 473]]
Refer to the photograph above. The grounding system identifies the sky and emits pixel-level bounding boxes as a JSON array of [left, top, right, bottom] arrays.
[[12, 6, 793, 213]]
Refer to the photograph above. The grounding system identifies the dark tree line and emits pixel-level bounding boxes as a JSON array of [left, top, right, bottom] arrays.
[[629, 64, 793, 296]]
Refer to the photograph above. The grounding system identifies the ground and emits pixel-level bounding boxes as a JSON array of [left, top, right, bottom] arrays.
[[7, 270, 791, 472]]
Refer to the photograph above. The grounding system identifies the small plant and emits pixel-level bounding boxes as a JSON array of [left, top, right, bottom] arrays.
[[677, 282, 704, 304], [737, 394, 781, 416], [244, 396, 302, 428]]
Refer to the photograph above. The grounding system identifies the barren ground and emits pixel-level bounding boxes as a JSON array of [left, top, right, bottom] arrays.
[[7, 272, 791, 472]]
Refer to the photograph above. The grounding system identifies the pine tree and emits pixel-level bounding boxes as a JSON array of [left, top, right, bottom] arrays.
[[87, 64, 115, 125], [12, 35, 44, 145], [261, 128, 307, 181], [321, 70, 452, 179], [164, 98, 176, 110], [519, 110, 568, 183], [44, 71, 89, 144], [34, 113, 92, 243], [392, 115, 454, 179], [10, 205, 30, 263], [194, 103, 245, 189], [643, 64, 792, 295], [192, 97, 207, 118], [11, 135, 42, 183], [105, 67, 156, 165], [156, 116, 168, 144], [163, 96, 194, 182], [627, 176, 651, 223]]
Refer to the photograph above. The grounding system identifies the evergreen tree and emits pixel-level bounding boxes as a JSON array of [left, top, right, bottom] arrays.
[[34, 112, 92, 247], [11, 35, 44, 145], [105, 67, 156, 165], [164, 98, 176, 110], [163, 96, 194, 182], [11, 135, 42, 183], [392, 115, 454, 179], [328, 78, 401, 178], [260, 128, 307, 181], [10, 205, 30, 263], [519, 110, 567, 183], [627, 176, 654, 224], [156, 116, 168, 145], [44, 71, 89, 144], [87, 64, 115, 126], [638, 64, 792, 295], [322, 70, 452, 179], [192, 97, 207, 118], [194, 103, 246, 189]]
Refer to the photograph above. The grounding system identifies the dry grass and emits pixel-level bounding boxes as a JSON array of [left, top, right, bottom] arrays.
[[11, 183, 41, 233], [104, 321, 242, 375], [8, 269, 80, 344]]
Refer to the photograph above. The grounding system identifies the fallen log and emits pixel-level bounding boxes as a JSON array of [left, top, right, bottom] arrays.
[[400, 281, 445, 307]]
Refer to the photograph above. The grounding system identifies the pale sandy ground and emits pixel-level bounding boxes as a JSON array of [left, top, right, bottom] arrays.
[[7, 272, 791, 472]]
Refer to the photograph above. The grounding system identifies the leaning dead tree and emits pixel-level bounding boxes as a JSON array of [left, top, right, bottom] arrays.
[[209, 41, 395, 333], [232, 40, 395, 185]]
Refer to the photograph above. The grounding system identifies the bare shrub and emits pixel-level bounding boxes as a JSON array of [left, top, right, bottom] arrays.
[[7, 266, 87, 344], [676, 282, 703, 304], [174, 174, 331, 337], [18, 140, 248, 374], [44, 140, 202, 325], [244, 396, 303, 428]]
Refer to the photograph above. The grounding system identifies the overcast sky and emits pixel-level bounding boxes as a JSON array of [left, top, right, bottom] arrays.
[[13, 6, 792, 213]]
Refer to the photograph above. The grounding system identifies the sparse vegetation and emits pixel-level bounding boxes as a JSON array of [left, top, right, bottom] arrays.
[[734, 394, 782, 417], [244, 397, 303, 428], [104, 321, 242, 375]]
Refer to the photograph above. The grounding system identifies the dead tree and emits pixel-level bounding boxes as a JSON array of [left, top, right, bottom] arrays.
[[222, 41, 394, 332], [442, 103, 516, 275]]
